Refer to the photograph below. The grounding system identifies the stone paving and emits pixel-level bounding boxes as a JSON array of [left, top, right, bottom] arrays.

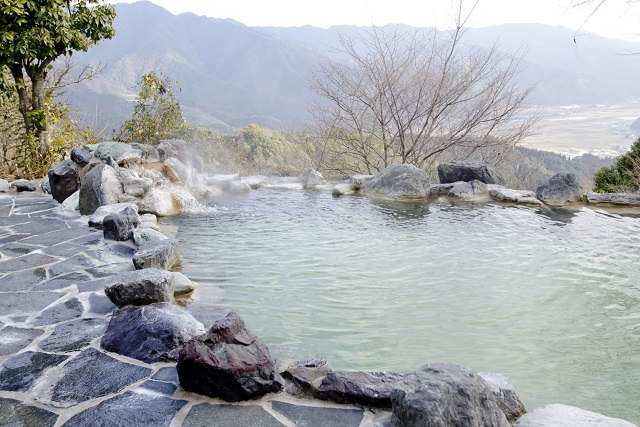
[[0, 194, 390, 426]]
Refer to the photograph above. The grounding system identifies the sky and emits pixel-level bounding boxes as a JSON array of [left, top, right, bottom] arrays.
[[111, 0, 640, 41]]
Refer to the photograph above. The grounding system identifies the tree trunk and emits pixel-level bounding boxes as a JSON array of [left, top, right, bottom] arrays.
[[10, 65, 33, 136], [28, 66, 49, 153]]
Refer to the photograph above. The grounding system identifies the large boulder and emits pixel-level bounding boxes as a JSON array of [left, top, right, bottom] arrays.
[[0, 179, 9, 192], [129, 143, 159, 162], [315, 371, 402, 407], [164, 157, 190, 184], [101, 303, 205, 363], [88, 203, 139, 229], [93, 141, 144, 165], [299, 168, 325, 188], [157, 139, 188, 163], [536, 173, 583, 205], [177, 312, 282, 402], [438, 161, 505, 185], [586, 192, 640, 206], [132, 228, 168, 246], [79, 164, 124, 215], [104, 268, 174, 308], [362, 164, 431, 200], [514, 404, 636, 427], [132, 239, 180, 270], [70, 146, 92, 167], [489, 187, 543, 206], [123, 176, 152, 197], [103, 207, 140, 241], [137, 189, 183, 216], [479, 372, 527, 423], [11, 180, 36, 192], [390, 364, 510, 427], [281, 359, 332, 393], [448, 180, 489, 200]]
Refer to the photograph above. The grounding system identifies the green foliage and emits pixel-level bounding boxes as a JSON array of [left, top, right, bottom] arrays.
[[116, 71, 190, 144], [593, 139, 640, 193]]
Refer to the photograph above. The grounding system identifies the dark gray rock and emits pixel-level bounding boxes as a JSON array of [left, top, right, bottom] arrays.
[[104, 268, 174, 307], [132, 239, 180, 270], [71, 146, 92, 166], [282, 359, 331, 392], [88, 293, 117, 315], [536, 173, 583, 205], [0, 292, 62, 317], [362, 164, 431, 200], [437, 161, 505, 185], [315, 371, 402, 407], [140, 379, 178, 394], [48, 159, 79, 203], [32, 297, 83, 326], [272, 400, 365, 427], [88, 203, 139, 229], [0, 327, 44, 355], [103, 207, 140, 241], [93, 141, 144, 164], [182, 403, 285, 427], [177, 312, 283, 402], [50, 347, 152, 404], [390, 363, 509, 427], [78, 163, 124, 215], [39, 318, 107, 352], [101, 303, 205, 363], [11, 179, 37, 192], [479, 372, 527, 423], [513, 404, 636, 427], [63, 390, 186, 427], [0, 351, 68, 391], [448, 180, 489, 200], [152, 367, 179, 383], [0, 398, 58, 427], [586, 192, 640, 206]]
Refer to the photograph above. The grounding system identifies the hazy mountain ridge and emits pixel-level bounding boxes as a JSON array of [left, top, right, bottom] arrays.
[[68, 1, 640, 134]]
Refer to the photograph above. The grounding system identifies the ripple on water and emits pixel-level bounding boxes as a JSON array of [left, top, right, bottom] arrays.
[[161, 189, 640, 423]]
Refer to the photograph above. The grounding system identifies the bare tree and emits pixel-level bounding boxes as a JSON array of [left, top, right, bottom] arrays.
[[310, 1, 535, 175]]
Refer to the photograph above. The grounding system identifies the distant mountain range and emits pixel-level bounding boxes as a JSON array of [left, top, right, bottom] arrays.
[[67, 1, 640, 134]]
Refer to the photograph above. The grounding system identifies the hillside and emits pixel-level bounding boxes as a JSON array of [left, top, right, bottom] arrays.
[[67, 2, 640, 134]]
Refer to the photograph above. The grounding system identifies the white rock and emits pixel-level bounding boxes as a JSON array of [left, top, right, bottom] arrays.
[[241, 175, 269, 189], [332, 183, 357, 196], [139, 213, 157, 224], [171, 271, 196, 297], [61, 190, 80, 212], [514, 404, 637, 427], [123, 176, 153, 197], [489, 187, 543, 206], [0, 178, 9, 192], [88, 203, 139, 227], [132, 228, 168, 246], [137, 189, 183, 217], [164, 157, 190, 183]]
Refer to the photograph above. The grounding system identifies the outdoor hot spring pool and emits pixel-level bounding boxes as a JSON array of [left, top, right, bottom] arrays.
[[160, 189, 640, 422]]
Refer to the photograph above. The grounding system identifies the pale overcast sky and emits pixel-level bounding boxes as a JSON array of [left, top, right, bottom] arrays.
[[112, 0, 640, 41]]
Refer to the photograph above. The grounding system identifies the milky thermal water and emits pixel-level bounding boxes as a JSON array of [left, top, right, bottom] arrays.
[[161, 189, 640, 422]]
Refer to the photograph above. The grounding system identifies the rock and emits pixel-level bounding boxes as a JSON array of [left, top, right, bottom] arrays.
[[0, 327, 44, 356], [332, 182, 358, 196], [448, 180, 489, 200], [513, 404, 636, 427], [138, 189, 183, 216], [39, 318, 108, 352], [48, 347, 152, 405], [11, 179, 37, 192], [103, 207, 141, 241], [61, 190, 80, 212], [123, 175, 153, 197], [177, 312, 283, 402], [93, 141, 144, 164], [536, 173, 584, 205], [362, 164, 431, 200], [70, 146, 92, 166], [0, 351, 69, 392], [586, 192, 640, 206], [299, 168, 325, 188], [41, 177, 51, 194], [88, 203, 139, 229], [489, 187, 544, 206], [63, 391, 186, 427], [0, 178, 9, 192], [430, 183, 456, 194], [104, 268, 174, 308], [47, 159, 79, 203], [140, 213, 157, 223], [0, 398, 58, 426], [157, 139, 188, 162], [132, 239, 180, 270], [165, 157, 190, 183], [438, 161, 505, 185], [32, 297, 83, 326], [132, 228, 168, 246], [282, 359, 331, 392], [129, 143, 160, 162], [79, 164, 124, 215], [390, 363, 509, 427], [241, 175, 269, 189], [271, 401, 365, 427], [315, 371, 402, 407], [183, 403, 285, 427], [171, 271, 196, 298], [479, 372, 527, 422], [101, 302, 205, 363]]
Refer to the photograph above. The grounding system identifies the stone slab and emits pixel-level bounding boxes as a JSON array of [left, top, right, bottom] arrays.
[[183, 403, 285, 427], [0, 267, 47, 291], [0, 253, 59, 273], [32, 297, 83, 326], [39, 318, 107, 353], [140, 379, 178, 395], [40, 242, 88, 258], [0, 397, 58, 427], [514, 404, 637, 427], [0, 326, 44, 356], [152, 367, 179, 383], [0, 242, 41, 257], [47, 254, 99, 278], [88, 293, 117, 315], [0, 351, 69, 392], [271, 400, 365, 427], [63, 390, 186, 427], [49, 348, 152, 405], [0, 292, 63, 316], [10, 218, 68, 235], [32, 272, 92, 291]]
